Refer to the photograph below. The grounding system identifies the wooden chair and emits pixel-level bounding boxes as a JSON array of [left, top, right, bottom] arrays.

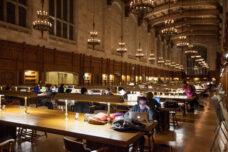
[[64, 137, 109, 152], [17, 127, 47, 143], [0, 137, 15, 152], [170, 110, 178, 128]]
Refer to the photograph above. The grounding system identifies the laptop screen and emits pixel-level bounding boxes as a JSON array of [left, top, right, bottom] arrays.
[[20, 89, 27, 92], [153, 97, 160, 103]]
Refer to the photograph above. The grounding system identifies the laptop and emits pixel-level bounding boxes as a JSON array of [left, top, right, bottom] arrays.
[[153, 97, 160, 103], [129, 112, 149, 123]]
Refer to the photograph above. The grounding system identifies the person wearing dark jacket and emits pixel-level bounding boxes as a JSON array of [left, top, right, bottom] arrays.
[[74, 88, 92, 113], [38, 85, 53, 109], [124, 97, 153, 121], [124, 96, 153, 152], [58, 84, 65, 93], [147, 92, 161, 132]]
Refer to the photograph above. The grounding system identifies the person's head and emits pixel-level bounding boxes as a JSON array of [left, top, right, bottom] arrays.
[[182, 80, 188, 88], [45, 84, 51, 91], [105, 88, 111, 94], [147, 92, 154, 100], [81, 87, 87, 94], [60, 84, 64, 88], [137, 96, 148, 110]]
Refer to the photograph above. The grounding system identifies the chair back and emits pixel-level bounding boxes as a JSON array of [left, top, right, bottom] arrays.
[[64, 137, 88, 152], [211, 96, 225, 123]]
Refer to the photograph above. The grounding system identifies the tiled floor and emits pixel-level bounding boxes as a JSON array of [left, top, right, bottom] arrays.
[[13, 96, 227, 152]]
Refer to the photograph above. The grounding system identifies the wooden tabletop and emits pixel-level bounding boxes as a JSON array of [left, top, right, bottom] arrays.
[[0, 106, 149, 148]]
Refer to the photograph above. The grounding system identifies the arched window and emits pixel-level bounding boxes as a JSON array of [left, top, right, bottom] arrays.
[[49, 0, 74, 40], [0, 0, 27, 27]]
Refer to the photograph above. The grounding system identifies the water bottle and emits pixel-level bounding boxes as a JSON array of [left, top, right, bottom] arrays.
[[75, 113, 79, 120]]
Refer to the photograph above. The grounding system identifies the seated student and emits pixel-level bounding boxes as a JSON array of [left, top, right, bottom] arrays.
[[182, 80, 200, 112], [147, 92, 161, 132], [58, 84, 65, 93], [38, 85, 53, 109], [74, 88, 92, 113], [124, 96, 153, 152], [124, 96, 153, 121], [104, 88, 113, 95], [33, 85, 40, 93]]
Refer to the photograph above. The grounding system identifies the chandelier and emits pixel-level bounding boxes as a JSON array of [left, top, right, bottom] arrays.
[[135, 43, 144, 59], [191, 55, 201, 59], [88, 0, 100, 49], [195, 58, 204, 62], [116, 4, 127, 56], [193, 66, 199, 71], [158, 57, 165, 64], [165, 19, 174, 25], [176, 42, 189, 47], [185, 49, 198, 54], [165, 59, 171, 66], [130, 0, 154, 15], [161, 0, 177, 36], [179, 65, 184, 70], [117, 42, 127, 56], [148, 53, 156, 62], [179, 35, 187, 40], [161, 27, 177, 35], [175, 64, 180, 69], [170, 61, 176, 67], [33, 0, 52, 37]]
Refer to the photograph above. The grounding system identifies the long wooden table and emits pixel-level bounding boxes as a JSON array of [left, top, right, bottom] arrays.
[[112, 96, 195, 116], [0, 106, 155, 151]]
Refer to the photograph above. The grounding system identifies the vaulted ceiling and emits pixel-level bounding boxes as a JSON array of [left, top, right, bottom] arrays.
[[122, 0, 222, 45]]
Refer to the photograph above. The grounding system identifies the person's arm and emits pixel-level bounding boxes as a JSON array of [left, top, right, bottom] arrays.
[[154, 100, 161, 108], [148, 110, 153, 121], [124, 106, 136, 119]]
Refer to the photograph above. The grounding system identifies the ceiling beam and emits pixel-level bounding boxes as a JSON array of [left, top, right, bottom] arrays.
[[150, 9, 219, 26], [171, 35, 218, 41], [153, 18, 220, 28], [145, 0, 219, 19], [156, 25, 219, 32]]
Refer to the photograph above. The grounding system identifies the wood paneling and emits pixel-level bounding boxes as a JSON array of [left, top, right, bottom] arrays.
[[0, 40, 178, 85]]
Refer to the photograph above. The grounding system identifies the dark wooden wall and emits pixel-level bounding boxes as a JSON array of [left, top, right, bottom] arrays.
[[0, 40, 185, 85]]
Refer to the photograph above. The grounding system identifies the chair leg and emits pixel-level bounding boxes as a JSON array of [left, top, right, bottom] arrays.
[[148, 135, 151, 152], [45, 131, 48, 138], [210, 124, 221, 152], [9, 142, 13, 152], [220, 126, 228, 142]]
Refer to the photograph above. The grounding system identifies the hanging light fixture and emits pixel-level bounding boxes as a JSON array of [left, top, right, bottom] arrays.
[[33, 0, 52, 37], [158, 57, 165, 64], [116, 4, 127, 56], [136, 42, 144, 59], [88, 0, 100, 49], [165, 59, 171, 66], [179, 35, 187, 40], [161, 0, 177, 36], [148, 51, 156, 62], [176, 41, 189, 47], [136, 28, 144, 59], [130, 0, 154, 16], [193, 66, 199, 71], [170, 61, 176, 67], [185, 49, 198, 54]]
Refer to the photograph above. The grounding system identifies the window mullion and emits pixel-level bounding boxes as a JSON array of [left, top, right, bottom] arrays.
[[54, 0, 56, 35], [67, 0, 69, 39], [3, 0, 7, 21], [61, 0, 63, 37]]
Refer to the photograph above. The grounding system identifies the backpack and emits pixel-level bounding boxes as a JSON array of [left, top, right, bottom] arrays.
[[164, 101, 178, 108]]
